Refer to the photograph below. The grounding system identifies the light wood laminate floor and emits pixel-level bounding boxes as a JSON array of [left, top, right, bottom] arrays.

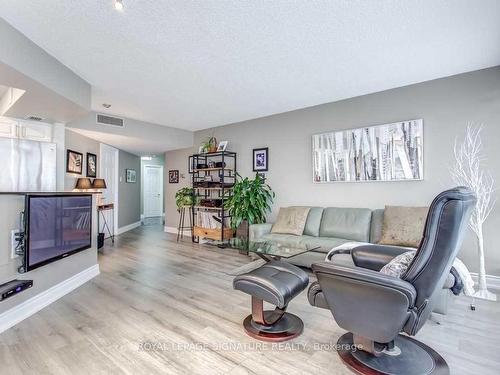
[[1, 224, 499, 375]]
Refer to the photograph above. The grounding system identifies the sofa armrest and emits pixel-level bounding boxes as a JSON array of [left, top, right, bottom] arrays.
[[352, 244, 415, 271], [249, 223, 273, 241]]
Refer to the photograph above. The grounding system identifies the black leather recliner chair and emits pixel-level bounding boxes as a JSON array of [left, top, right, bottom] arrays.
[[308, 187, 476, 375]]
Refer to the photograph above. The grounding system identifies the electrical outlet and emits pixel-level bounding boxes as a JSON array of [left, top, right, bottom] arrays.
[[11, 229, 20, 259]]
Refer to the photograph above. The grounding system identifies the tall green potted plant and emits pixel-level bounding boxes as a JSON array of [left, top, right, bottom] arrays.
[[225, 173, 275, 240]]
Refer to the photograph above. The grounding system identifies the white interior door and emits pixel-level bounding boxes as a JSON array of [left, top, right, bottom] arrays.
[[99, 143, 119, 236], [143, 165, 163, 218]]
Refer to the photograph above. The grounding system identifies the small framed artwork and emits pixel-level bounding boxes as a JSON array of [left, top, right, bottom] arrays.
[[217, 141, 228, 152], [86, 153, 97, 178], [126, 169, 137, 183], [66, 149, 83, 174], [169, 170, 179, 183], [253, 147, 269, 172]]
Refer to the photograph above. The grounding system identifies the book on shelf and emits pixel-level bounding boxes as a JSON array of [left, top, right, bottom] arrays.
[[196, 212, 230, 229]]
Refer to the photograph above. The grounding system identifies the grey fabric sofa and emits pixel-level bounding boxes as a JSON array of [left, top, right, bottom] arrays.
[[249, 206, 454, 315]]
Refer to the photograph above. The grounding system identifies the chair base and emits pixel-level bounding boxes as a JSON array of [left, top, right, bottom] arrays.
[[337, 332, 449, 375], [242, 311, 303, 342]]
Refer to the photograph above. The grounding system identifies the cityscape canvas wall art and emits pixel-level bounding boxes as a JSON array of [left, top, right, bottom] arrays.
[[312, 119, 423, 182]]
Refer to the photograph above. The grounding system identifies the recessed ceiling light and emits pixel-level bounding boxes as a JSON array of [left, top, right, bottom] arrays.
[[102, 103, 111, 108], [114, 0, 124, 11]]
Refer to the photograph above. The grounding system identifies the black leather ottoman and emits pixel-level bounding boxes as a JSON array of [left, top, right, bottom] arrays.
[[233, 260, 309, 342]]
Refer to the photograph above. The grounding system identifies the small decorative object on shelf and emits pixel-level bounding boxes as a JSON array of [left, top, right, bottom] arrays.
[[200, 136, 218, 154], [217, 141, 228, 152], [190, 150, 237, 243]]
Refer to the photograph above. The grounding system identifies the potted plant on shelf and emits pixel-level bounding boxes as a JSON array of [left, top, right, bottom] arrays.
[[175, 187, 196, 211], [199, 136, 217, 154], [207, 136, 217, 153], [225, 173, 275, 242]]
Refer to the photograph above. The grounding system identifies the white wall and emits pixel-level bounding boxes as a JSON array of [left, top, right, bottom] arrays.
[[165, 66, 500, 276]]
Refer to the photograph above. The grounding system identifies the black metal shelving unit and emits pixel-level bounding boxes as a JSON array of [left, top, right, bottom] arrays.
[[190, 151, 237, 243]]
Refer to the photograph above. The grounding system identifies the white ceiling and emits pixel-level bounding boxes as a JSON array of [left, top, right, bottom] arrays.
[[1, 1, 500, 131]]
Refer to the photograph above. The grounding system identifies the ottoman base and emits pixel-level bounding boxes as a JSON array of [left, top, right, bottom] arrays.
[[243, 311, 304, 342]]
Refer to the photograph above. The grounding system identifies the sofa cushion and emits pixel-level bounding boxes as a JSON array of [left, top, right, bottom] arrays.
[[271, 207, 310, 235], [370, 209, 384, 243], [379, 206, 429, 247], [319, 207, 372, 242], [303, 207, 324, 237], [260, 233, 303, 248], [298, 236, 350, 253], [380, 250, 416, 278]]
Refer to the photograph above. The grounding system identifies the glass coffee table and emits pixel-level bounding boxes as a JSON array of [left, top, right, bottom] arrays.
[[228, 237, 321, 262]]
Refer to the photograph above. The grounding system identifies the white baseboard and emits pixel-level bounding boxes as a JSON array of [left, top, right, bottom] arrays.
[[117, 221, 141, 235], [142, 213, 165, 220], [165, 226, 179, 234], [0, 264, 100, 334], [164, 226, 191, 234], [470, 272, 500, 290]]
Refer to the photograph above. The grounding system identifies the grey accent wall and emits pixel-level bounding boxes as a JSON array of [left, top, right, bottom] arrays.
[[0, 195, 98, 315], [141, 155, 165, 216], [118, 150, 141, 228], [164, 149, 192, 230], [165, 66, 500, 276], [64, 129, 100, 190]]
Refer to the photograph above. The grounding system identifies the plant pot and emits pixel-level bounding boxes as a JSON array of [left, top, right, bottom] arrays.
[[236, 220, 249, 238], [236, 220, 249, 254], [208, 146, 217, 153]]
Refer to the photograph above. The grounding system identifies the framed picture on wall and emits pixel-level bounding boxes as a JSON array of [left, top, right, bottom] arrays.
[[253, 147, 268, 172], [126, 169, 137, 183], [66, 150, 83, 174], [169, 170, 179, 183], [312, 119, 423, 183], [86, 153, 97, 178]]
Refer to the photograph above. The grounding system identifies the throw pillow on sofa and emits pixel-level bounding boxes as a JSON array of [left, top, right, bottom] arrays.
[[271, 207, 311, 236], [380, 250, 416, 278], [379, 206, 429, 247]]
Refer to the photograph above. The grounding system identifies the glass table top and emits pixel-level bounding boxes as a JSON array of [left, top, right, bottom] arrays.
[[228, 237, 320, 259]]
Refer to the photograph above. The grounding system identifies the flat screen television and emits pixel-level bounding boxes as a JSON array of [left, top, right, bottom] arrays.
[[23, 194, 92, 272]]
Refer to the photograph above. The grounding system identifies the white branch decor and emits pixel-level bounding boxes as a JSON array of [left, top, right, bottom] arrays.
[[451, 124, 497, 301]]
